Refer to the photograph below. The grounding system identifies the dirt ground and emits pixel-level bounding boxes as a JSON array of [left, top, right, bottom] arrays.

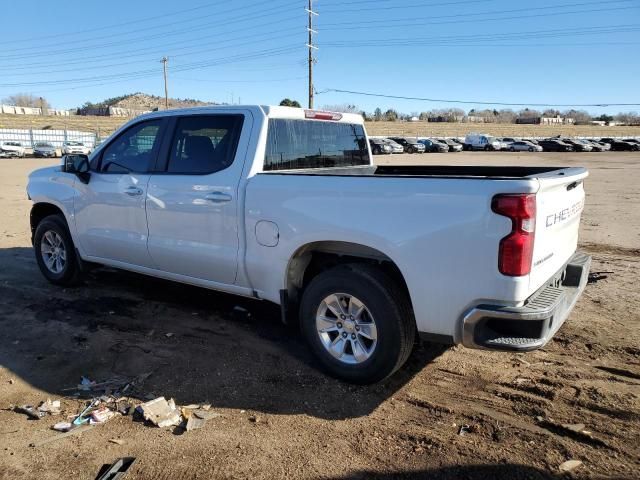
[[0, 152, 638, 480]]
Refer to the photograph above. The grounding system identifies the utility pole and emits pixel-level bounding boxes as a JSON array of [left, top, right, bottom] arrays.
[[306, 0, 318, 109], [161, 56, 169, 110]]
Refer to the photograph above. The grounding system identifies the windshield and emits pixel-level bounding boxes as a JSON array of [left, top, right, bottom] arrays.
[[66, 141, 83, 146], [264, 119, 369, 171], [35, 143, 53, 147]]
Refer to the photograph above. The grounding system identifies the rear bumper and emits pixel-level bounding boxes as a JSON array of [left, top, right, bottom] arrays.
[[462, 251, 591, 351]]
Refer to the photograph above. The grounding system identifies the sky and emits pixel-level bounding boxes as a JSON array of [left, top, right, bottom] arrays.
[[1, 0, 639, 116]]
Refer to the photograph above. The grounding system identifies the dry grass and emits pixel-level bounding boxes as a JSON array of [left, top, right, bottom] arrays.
[[1, 113, 639, 139]]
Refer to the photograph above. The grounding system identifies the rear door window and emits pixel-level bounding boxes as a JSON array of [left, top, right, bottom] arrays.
[[167, 115, 243, 174], [264, 119, 368, 171]]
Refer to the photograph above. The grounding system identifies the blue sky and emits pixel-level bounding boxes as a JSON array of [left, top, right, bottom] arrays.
[[1, 0, 638, 115]]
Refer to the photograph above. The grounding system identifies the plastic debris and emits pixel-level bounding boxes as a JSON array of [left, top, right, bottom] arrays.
[[108, 438, 125, 445], [458, 424, 470, 436], [95, 457, 136, 480], [38, 399, 61, 415], [559, 460, 583, 472], [165, 332, 175, 338], [52, 422, 72, 432], [185, 414, 206, 431], [90, 406, 117, 424], [139, 397, 181, 428]]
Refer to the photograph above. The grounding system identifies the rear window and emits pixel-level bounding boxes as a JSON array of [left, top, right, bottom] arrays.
[[264, 119, 369, 171]]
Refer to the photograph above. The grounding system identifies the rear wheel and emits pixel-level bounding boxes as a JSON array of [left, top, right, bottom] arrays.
[[509, 147, 515, 152], [528, 147, 534, 152], [34, 214, 83, 286], [300, 264, 415, 384]]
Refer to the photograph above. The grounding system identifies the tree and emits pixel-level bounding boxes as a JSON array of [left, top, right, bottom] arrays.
[[2, 93, 50, 109], [562, 109, 591, 125], [279, 98, 301, 108], [384, 109, 398, 121], [594, 114, 613, 123], [374, 107, 383, 121]]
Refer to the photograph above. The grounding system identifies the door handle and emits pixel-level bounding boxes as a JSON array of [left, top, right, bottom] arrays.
[[204, 192, 232, 203], [124, 186, 143, 196]]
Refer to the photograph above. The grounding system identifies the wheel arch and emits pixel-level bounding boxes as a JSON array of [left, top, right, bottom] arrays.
[[30, 202, 66, 244], [282, 240, 414, 323]]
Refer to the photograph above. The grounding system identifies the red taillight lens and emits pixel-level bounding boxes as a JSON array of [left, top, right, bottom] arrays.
[[492, 194, 536, 276], [304, 109, 343, 121]]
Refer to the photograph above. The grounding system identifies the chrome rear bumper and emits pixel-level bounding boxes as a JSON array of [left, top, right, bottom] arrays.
[[462, 252, 591, 351]]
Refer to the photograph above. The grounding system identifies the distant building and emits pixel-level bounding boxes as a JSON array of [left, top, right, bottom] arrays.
[[0, 104, 70, 116], [77, 106, 151, 117], [516, 115, 574, 125]]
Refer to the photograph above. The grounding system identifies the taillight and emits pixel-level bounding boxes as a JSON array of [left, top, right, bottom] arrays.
[[304, 110, 343, 121], [492, 194, 536, 276]]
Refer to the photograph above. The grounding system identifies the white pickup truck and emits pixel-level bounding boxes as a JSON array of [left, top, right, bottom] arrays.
[[27, 106, 591, 383]]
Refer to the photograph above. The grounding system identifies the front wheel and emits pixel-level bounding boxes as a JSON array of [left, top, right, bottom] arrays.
[[300, 264, 415, 384], [34, 214, 83, 286]]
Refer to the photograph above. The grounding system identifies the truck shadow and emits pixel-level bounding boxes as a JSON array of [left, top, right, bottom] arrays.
[[0, 246, 448, 420], [326, 464, 559, 480]]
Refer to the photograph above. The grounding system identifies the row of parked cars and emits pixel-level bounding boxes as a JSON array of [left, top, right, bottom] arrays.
[[369, 134, 640, 154], [0, 141, 92, 158]]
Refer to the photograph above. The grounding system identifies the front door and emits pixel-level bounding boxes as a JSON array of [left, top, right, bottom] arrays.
[[74, 119, 165, 267], [146, 113, 247, 285]]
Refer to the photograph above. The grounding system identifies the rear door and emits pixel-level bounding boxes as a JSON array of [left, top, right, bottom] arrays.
[[74, 118, 166, 267], [529, 169, 589, 291], [145, 113, 249, 285]]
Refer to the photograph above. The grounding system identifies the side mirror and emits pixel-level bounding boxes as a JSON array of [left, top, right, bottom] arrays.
[[63, 154, 91, 184]]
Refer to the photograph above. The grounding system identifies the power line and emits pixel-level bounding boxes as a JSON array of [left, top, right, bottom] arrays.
[[0, 2, 303, 59], [1, 31, 303, 77], [1, 0, 298, 46], [318, 89, 640, 107], [321, 24, 640, 47], [321, 4, 639, 30], [0, 45, 301, 88], [321, 0, 634, 13]]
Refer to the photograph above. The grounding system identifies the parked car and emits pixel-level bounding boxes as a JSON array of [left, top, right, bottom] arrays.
[[600, 138, 640, 151], [522, 138, 540, 145], [538, 139, 574, 152], [389, 137, 426, 154], [33, 142, 57, 158], [369, 138, 392, 155], [588, 140, 611, 151], [463, 133, 502, 151], [0, 141, 25, 157], [381, 138, 404, 154], [561, 139, 593, 152], [62, 141, 91, 156], [435, 138, 463, 152], [623, 138, 640, 147], [583, 140, 606, 152], [495, 138, 513, 151], [418, 139, 448, 153], [508, 141, 543, 152], [27, 105, 590, 384]]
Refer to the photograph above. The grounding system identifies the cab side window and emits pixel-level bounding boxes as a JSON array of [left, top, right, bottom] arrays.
[[99, 120, 163, 173], [167, 115, 243, 174]]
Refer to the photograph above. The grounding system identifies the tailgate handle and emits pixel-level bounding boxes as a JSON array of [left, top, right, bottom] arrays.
[[566, 181, 580, 191]]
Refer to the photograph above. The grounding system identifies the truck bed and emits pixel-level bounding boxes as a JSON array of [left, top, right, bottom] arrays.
[[261, 165, 567, 179]]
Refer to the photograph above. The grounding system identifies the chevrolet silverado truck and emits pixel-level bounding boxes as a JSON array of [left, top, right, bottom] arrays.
[[27, 106, 591, 383]]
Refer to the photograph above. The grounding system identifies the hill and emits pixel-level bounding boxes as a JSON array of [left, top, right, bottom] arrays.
[[80, 92, 213, 111]]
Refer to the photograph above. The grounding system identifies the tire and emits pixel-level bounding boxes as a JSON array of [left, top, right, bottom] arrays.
[[528, 147, 534, 152], [509, 147, 515, 152], [300, 264, 415, 384], [33, 214, 83, 286]]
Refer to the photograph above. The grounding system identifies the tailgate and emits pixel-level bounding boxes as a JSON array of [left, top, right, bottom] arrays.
[[529, 168, 588, 292]]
